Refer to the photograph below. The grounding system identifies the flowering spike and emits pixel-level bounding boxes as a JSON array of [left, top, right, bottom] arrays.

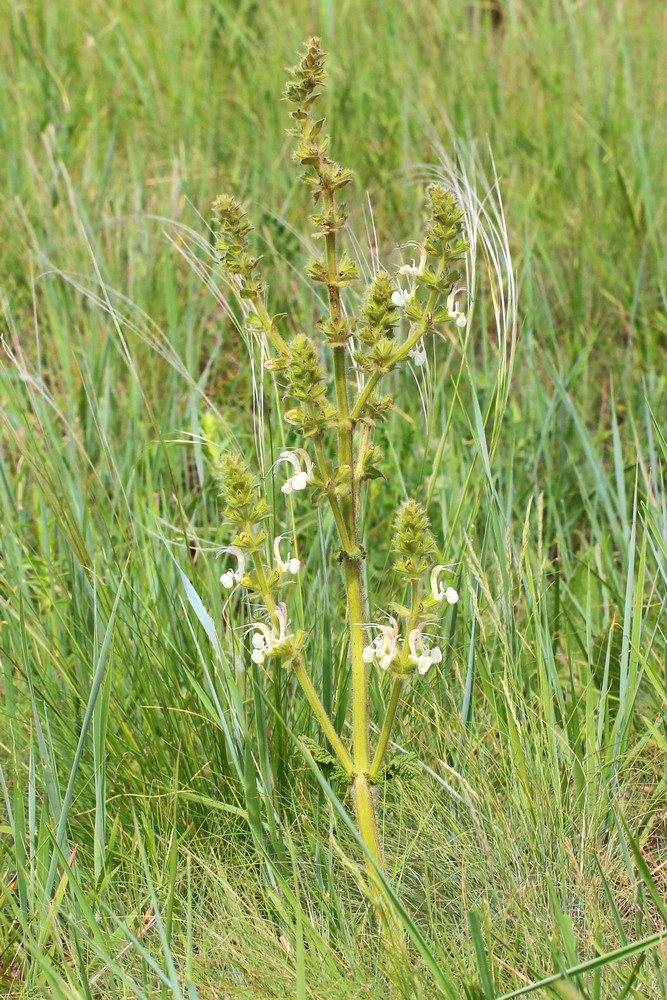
[[391, 499, 437, 582], [358, 272, 399, 347], [425, 184, 468, 261], [285, 335, 326, 402], [217, 453, 269, 527], [212, 194, 266, 299], [285, 37, 354, 234], [283, 37, 326, 109]]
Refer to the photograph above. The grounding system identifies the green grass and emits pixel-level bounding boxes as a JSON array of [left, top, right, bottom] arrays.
[[1, 0, 667, 997]]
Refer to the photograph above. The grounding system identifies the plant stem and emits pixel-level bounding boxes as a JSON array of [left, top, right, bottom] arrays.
[[252, 298, 288, 355], [369, 579, 418, 779], [294, 659, 353, 775], [313, 438, 353, 551], [352, 775, 382, 866], [321, 190, 369, 785], [368, 676, 404, 780], [250, 546, 352, 774], [322, 192, 354, 514], [317, 169, 388, 907], [344, 559, 369, 775], [355, 423, 371, 479], [251, 551, 277, 614]]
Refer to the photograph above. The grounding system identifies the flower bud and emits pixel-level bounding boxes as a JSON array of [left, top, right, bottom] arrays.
[[424, 184, 469, 263], [217, 454, 269, 527], [285, 335, 326, 403], [358, 271, 398, 348], [391, 499, 437, 581], [284, 37, 326, 108], [212, 194, 252, 248]]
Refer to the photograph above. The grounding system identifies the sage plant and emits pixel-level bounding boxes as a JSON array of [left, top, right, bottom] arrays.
[[212, 38, 466, 883]]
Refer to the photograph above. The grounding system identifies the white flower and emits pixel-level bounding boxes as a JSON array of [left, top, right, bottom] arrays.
[[250, 629, 270, 663], [430, 564, 459, 605], [397, 258, 421, 277], [407, 625, 442, 675], [276, 448, 314, 495], [219, 545, 246, 589], [249, 602, 293, 664], [397, 243, 427, 279], [274, 535, 300, 575], [394, 245, 428, 308], [391, 286, 413, 309], [408, 338, 427, 367], [362, 616, 400, 670], [447, 287, 469, 328]]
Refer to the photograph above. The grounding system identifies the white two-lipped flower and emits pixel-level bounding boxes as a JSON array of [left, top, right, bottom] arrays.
[[391, 286, 414, 309], [397, 258, 423, 278], [392, 247, 426, 309], [408, 338, 427, 367], [362, 616, 400, 670], [276, 449, 314, 495], [250, 602, 293, 664], [220, 545, 246, 589], [407, 625, 442, 675], [274, 535, 300, 575], [431, 565, 459, 605], [447, 288, 468, 328]]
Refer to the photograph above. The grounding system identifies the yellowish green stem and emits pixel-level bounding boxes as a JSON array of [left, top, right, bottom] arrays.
[[317, 168, 390, 904], [313, 438, 353, 551], [352, 775, 383, 866], [251, 550, 276, 614], [369, 676, 404, 781], [253, 297, 288, 356], [369, 580, 418, 779], [355, 423, 371, 479], [294, 660, 353, 775], [343, 559, 369, 775], [250, 546, 352, 775]]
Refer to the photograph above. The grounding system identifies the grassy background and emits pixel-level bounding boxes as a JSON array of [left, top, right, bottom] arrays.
[[1, 0, 667, 997]]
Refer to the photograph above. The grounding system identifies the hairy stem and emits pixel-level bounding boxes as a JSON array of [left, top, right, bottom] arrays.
[[313, 438, 353, 550], [250, 547, 351, 774], [252, 297, 288, 356], [321, 190, 369, 784], [344, 559, 369, 775], [352, 775, 383, 867], [368, 676, 404, 781], [369, 580, 418, 779], [294, 660, 353, 775]]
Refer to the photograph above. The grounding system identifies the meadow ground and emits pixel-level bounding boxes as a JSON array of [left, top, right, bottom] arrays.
[[1, 1, 667, 997]]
